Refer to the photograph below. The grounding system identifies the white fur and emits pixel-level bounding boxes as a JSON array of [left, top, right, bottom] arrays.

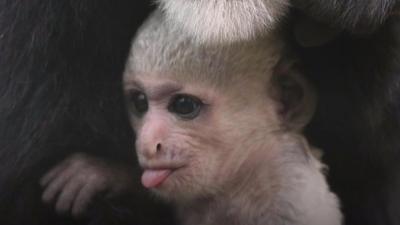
[[157, 0, 290, 43], [177, 135, 342, 225], [125, 10, 283, 89]]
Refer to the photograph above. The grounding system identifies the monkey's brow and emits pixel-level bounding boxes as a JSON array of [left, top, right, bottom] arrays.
[[148, 83, 183, 100], [125, 79, 183, 99], [124, 79, 145, 90]]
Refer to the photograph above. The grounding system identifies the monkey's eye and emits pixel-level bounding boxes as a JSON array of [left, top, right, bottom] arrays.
[[168, 94, 203, 119], [128, 91, 148, 116]]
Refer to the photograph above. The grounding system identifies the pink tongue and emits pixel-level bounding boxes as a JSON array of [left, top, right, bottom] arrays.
[[141, 169, 172, 188]]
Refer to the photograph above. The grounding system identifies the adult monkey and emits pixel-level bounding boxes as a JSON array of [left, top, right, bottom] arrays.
[[0, 0, 174, 224], [158, 0, 400, 225]]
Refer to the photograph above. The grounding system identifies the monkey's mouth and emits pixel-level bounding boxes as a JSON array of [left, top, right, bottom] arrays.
[[141, 166, 183, 189], [141, 169, 172, 188]]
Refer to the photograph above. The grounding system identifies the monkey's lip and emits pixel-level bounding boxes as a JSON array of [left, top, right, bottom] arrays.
[[140, 165, 184, 189]]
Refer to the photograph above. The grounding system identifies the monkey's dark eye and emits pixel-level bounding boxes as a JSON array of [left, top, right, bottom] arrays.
[[168, 94, 202, 119], [128, 91, 148, 116]]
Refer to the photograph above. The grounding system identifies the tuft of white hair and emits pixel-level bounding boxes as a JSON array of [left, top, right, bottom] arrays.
[[125, 10, 284, 89], [157, 0, 289, 43]]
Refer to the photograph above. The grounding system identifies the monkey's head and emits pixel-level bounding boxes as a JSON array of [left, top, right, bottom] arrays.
[[157, 0, 289, 43], [123, 12, 315, 203]]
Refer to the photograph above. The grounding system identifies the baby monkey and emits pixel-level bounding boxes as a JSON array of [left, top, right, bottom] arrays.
[[124, 11, 342, 225]]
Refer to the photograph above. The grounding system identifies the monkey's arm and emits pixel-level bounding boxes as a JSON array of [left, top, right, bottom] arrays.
[[40, 153, 137, 218], [292, 0, 397, 33]]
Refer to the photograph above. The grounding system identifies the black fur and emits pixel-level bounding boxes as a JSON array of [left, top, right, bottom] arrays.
[[0, 0, 174, 224], [293, 0, 397, 33], [290, 2, 400, 225]]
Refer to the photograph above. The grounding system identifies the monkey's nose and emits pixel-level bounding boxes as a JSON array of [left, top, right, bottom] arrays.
[[156, 143, 162, 153], [143, 142, 163, 159]]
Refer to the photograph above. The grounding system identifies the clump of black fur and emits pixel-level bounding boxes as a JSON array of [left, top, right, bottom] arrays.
[[0, 0, 174, 224], [289, 3, 400, 224], [292, 0, 397, 33]]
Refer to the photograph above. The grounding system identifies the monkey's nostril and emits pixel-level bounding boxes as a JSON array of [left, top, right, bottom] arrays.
[[156, 143, 162, 153]]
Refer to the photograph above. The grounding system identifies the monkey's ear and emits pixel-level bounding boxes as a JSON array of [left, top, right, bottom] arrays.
[[272, 61, 317, 131]]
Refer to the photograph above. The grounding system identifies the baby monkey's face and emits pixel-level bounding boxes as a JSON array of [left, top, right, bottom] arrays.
[[124, 74, 277, 202]]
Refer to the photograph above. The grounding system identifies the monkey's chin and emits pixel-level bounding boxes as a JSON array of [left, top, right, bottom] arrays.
[[148, 176, 185, 202], [147, 168, 202, 203]]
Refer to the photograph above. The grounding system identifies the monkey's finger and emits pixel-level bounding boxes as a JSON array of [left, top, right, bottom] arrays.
[[71, 182, 104, 218], [41, 167, 78, 204], [40, 160, 71, 187], [55, 178, 85, 215]]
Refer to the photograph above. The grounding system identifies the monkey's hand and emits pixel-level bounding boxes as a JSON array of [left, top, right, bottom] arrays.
[[40, 153, 136, 218]]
